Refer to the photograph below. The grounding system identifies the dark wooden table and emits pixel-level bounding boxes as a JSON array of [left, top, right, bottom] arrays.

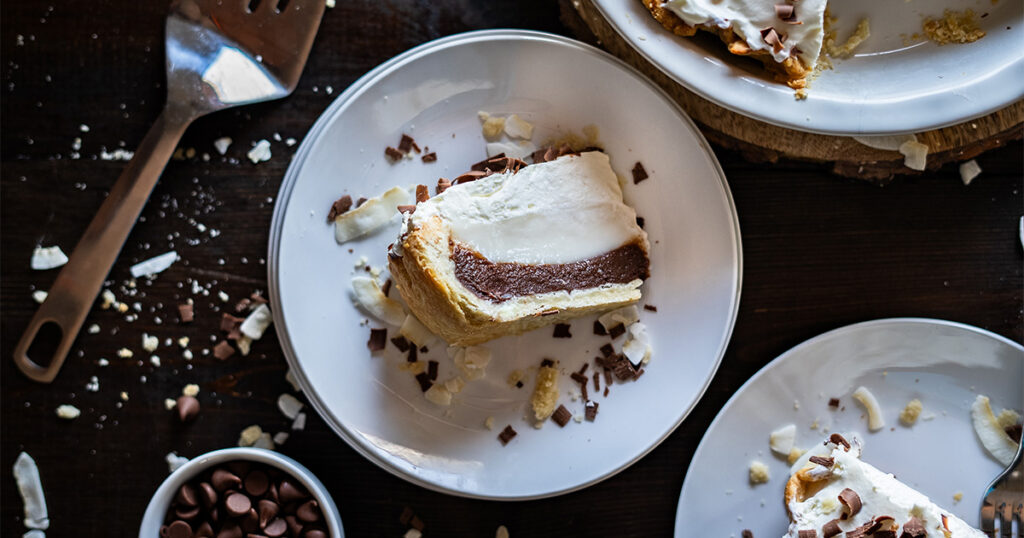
[[2, 1, 1021, 536]]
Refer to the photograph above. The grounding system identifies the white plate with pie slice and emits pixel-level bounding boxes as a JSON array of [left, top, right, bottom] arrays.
[[592, 0, 1024, 135], [675, 318, 1023, 536], [267, 30, 742, 499]]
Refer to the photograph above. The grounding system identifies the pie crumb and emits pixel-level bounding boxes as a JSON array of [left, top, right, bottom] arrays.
[[749, 460, 770, 485]]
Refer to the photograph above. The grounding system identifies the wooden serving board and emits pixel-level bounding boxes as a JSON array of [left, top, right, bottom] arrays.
[[562, 0, 1023, 183]]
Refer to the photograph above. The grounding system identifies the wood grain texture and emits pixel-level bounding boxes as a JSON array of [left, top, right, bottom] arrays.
[[1, 0, 1021, 536], [567, 0, 1024, 183]]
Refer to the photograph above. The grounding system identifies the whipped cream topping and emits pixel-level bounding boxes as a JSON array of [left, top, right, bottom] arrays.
[[661, 0, 826, 68], [405, 151, 647, 265], [786, 435, 985, 538]]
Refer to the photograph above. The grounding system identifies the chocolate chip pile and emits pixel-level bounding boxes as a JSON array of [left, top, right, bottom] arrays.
[[161, 461, 328, 538]]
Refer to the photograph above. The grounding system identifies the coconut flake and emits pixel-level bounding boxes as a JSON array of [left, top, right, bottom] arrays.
[[13, 452, 49, 530], [251, 432, 275, 450], [238, 425, 263, 447], [285, 369, 302, 392], [55, 404, 80, 420], [129, 251, 177, 278], [621, 322, 652, 364], [503, 114, 535, 140], [213, 137, 232, 155], [30, 246, 68, 270], [959, 159, 982, 185], [852, 386, 885, 431], [334, 186, 411, 244], [598, 305, 641, 331], [272, 432, 290, 445], [852, 134, 917, 151], [247, 139, 271, 164], [32, 291, 47, 304], [277, 393, 304, 420], [769, 424, 797, 455], [165, 452, 189, 473], [898, 140, 929, 171], [239, 303, 272, 340], [453, 346, 491, 380], [351, 276, 405, 326], [485, 141, 537, 160], [971, 395, 1020, 466], [424, 384, 452, 406], [291, 412, 307, 431]]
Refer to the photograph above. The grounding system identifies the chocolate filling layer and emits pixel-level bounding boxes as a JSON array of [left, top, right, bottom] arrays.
[[452, 241, 649, 302]]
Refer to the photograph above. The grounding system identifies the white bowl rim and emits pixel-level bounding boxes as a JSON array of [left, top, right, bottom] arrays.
[[138, 447, 344, 537]]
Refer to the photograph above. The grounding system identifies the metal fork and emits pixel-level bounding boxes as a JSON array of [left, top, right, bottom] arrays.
[[981, 436, 1024, 537], [13, 0, 324, 382]]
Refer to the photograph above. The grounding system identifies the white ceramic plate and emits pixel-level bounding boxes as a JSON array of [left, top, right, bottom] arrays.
[[268, 30, 741, 499], [593, 0, 1024, 135], [675, 318, 1024, 536]]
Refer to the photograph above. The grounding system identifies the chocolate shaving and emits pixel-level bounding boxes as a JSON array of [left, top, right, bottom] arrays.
[[901, 516, 926, 538], [603, 386, 609, 396], [593, 371, 601, 392], [357, 197, 367, 207], [539, 308, 560, 316], [427, 360, 438, 381], [1006, 423, 1023, 443], [397, 204, 416, 214], [390, 336, 410, 352], [410, 516, 425, 531], [828, 433, 851, 450], [471, 154, 504, 171], [414, 372, 432, 392], [367, 328, 387, 351], [327, 194, 352, 222], [415, 185, 429, 203], [632, 162, 649, 184], [178, 303, 194, 323], [382, 278, 392, 297], [643, 304, 657, 312], [585, 401, 599, 421], [385, 146, 403, 161], [407, 346, 418, 363], [828, 397, 840, 408], [221, 313, 244, 333], [600, 343, 615, 358], [636, 216, 645, 228], [603, 368, 613, 386], [213, 341, 235, 360], [821, 519, 842, 538], [398, 134, 415, 153], [612, 357, 638, 380], [608, 324, 626, 340], [552, 405, 571, 427], [941, 515, 950, 532], [498, 425, 517, 445], [741, 531, 753, 538], [421, 152, 437, 163], [454, 170, 490, 184], [580, 379, 589, 401], [399, 506, 414, 526], [593, 321, 608, 336], [845, 522, 873, 538], [570, 372, 588, 385], [436, 178, 452, 194], [577, 363, 589, 375], [798, 531, 816, 538], [838, 488, 862, 519], [553, 323, 572, 338], [873, 532, 896, 538], [760, 27, 786, 52], [515, 381, 523, 389], [808, 455, 834, 468], [775, 4, 795, 20], [540, 358, 555, 368], [866, 516, 895, 534]]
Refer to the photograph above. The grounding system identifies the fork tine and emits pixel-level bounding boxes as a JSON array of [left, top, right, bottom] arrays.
[[983, 503, 998, 537], [1014, 500, 1023, 538], [1000, 502, 1013, 538]]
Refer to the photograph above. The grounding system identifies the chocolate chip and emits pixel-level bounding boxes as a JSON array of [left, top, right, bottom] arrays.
[[838, 488, 862, 519], [643, 304, 657, 312], [327, 194, 352, 222], [631, 162, 648, 184], [263, 518, 287, 537], [593, 321, 607, 336], [296, 499, 321, 523], [390, 336, 410, 352], [553, 323, 572, 338], [421, 152, 437, 163], [199, 482, 217, 509], [178, 303, 194, 323], [427, 360, 438, 381], [166, 520, 193, 538], [415, 184, 429, 203], [195, 521, 214, 537], [822, 519, 841, 538], [385, 146, 403, 160], [304, 530, 328, 538], [213, 340, 235, 360], [498, 425, 517, 445], [828, 398, 840, 408], [552, 405, 572, 427], [244, 470, 269, 497], [608, 324, 626, 340], [414, 372, 432, 392], [224, 492, 251, 517], [175, 395, 200, 422], [176, 483, 199, 507], [285, 516, 303, 536], [828, 433, 851, 450], [212, 469, 242, 492], [240, 507, 260, 532], [175, 504, 201, 520], [257, 499, 279, 527], [367, 328, 387, 352], [278, 480, 306, 504], [808, 455, 833, 468], [585, 401, 599, 421]]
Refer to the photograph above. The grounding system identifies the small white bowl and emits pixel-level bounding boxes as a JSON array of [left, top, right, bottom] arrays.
[[138, 447, 344, 537]]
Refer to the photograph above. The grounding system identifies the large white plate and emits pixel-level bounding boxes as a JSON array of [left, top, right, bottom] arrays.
[[676, 318, 1024, 536], [268, 30, 742, 499], [593, 0, 1024, 135]]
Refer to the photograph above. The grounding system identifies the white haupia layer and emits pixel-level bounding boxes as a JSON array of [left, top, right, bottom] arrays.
[[662, 0, 826, 68], [786, 435, 985, 538], [405, 151, 646, 265]]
